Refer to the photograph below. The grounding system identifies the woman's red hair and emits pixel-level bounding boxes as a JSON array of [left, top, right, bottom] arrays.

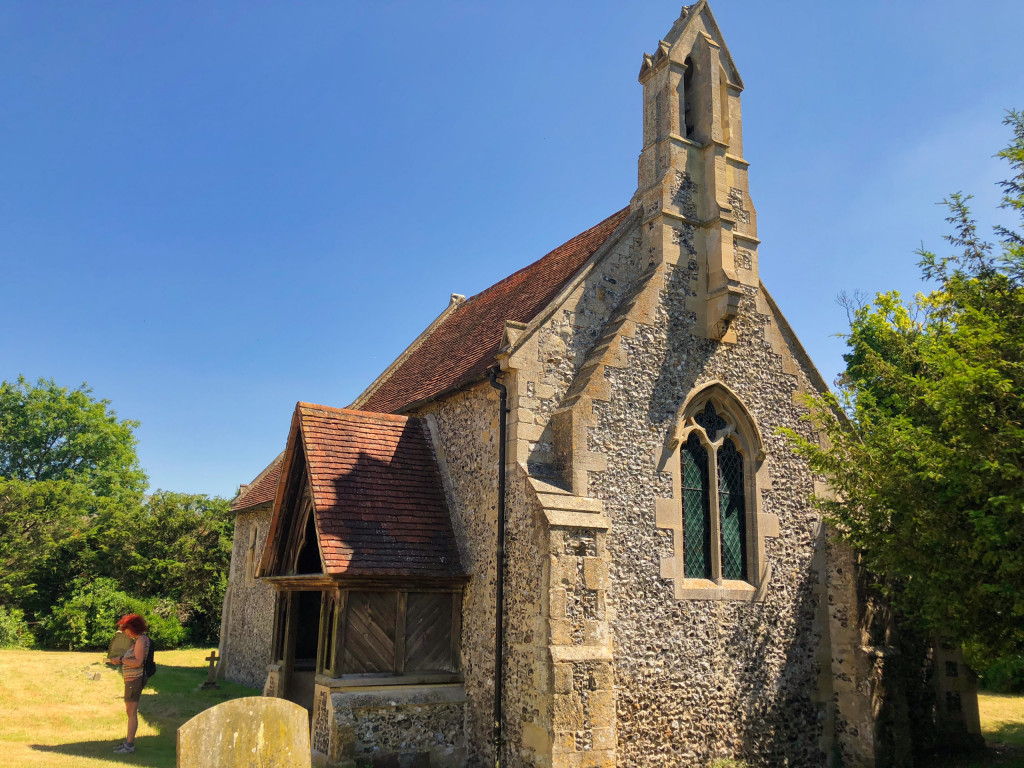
[[117, 614, 148, 635]]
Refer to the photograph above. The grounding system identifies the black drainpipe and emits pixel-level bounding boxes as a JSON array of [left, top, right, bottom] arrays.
[[486, 367, 507, 767]]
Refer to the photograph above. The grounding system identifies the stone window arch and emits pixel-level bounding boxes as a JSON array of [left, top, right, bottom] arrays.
[[683, 56, 698, 140], [656, 382, 777, 600]]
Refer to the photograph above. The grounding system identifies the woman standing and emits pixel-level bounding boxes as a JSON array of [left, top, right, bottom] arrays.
[[108, 613, 151, 755]]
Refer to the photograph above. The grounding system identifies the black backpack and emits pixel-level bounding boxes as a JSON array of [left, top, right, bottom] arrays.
[[143, 637, 156, 678]]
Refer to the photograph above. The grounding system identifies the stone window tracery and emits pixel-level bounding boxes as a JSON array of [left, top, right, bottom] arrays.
[[656, 383, 775, 600]]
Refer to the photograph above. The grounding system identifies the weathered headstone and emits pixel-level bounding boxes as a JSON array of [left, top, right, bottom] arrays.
[[177, 696, 311, 768], [107, 630, 133, 660]]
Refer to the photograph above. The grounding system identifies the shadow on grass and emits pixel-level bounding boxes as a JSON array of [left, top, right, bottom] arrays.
[[929, 744, 1024, 768], [30, 736, 167, 767], [989, 723, 1024, 749], [33, 661, 259, 768]]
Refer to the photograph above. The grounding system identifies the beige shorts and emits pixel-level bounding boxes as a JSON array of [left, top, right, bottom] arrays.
[[123, 676, 147, 702]]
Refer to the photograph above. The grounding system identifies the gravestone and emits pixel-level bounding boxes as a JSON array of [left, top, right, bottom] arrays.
[[107, 631, 133, 660], [177, 696, 311, 768], [199, 650, 220, 690]]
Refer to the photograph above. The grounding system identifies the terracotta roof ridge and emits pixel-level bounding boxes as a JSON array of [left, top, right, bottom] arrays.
[[461, 206, 630, 307], [349, 295, 466, 410], [357, 205, 632, 414], [231, 451, 285, 511], [296, 402, 412, 423]]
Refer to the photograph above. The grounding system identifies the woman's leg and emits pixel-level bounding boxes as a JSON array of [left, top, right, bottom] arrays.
[[125, 700, 139, 744]]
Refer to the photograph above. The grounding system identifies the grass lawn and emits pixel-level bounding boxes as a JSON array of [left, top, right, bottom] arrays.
[[0, 648, 258, 768], [944, 693, 1024, 768], [2, 649, 1024, 768]]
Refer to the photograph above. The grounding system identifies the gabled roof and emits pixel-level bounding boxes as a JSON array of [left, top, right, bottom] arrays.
[[262, 403, 464, 579], [354, 206, 631, 414], [653, 1, 743, 89], [231, 452, 284, 512]]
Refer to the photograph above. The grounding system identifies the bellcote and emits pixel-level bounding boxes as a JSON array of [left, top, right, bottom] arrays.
[[632, 1, 759, 342]]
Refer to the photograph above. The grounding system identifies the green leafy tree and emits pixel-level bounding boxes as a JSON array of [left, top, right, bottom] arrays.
[[0, 605, 33, 648], [0, 478, 93, 608], [789, 111, 1024, 661], [0, 377, 147, 617], [96, 491, 234, 645], [0, 377, 235, 646], [44, 577, 186, 650], [0, 376, 147, 499]]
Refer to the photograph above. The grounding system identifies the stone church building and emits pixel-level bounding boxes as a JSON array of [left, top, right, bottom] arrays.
[[219, 4, 980, 766]]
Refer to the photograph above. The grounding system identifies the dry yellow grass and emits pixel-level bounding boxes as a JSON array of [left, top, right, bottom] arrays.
[[3, 649, 1024, 768], [0, 648, 257, 768], [980, 693, 1024, 748]]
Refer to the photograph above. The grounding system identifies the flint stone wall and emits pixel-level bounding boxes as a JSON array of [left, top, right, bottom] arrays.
[[221, 506, 276, 690], [327, 686, 467, 768], [589, 254, 833, 767], [501, 464, 550, 767], [419, 388, 502, 767]]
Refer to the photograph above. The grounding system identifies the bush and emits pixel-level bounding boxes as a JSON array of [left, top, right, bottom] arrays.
[[44, 577, 186, 650], [0, 605, 33, 648], [979, 655, 1024, 694]]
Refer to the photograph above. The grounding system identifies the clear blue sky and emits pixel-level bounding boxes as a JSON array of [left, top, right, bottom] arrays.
[[2, 1, 1022, 498]]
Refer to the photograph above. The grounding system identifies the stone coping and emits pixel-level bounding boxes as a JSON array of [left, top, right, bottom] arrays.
[[327, 683, 468, 709], [315, 672, 462, 689]]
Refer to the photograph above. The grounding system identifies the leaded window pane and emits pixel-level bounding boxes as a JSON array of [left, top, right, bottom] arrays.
[[681, 433, 712, 579], [718, 438, 746, 580]]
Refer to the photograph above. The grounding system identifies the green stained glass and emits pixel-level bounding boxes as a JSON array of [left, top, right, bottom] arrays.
[[718, 438, 746, 580], [681, 434, 711, 579]]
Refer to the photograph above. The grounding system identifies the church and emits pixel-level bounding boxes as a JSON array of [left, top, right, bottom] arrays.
[[218, 4, 980, 766]]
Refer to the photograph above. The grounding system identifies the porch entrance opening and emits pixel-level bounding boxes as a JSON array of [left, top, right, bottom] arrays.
[[286, 589, 322, 714]]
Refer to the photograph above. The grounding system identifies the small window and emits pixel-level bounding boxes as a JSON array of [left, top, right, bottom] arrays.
[[946, 691, 962, 713], [683, 57, 697, 139], [246, 526, 259, 583], [945, 661, 959, 678]]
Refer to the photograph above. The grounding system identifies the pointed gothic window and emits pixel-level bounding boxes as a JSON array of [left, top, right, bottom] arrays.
[[661, 390, 765, 596], [683, 57, 697, 140]]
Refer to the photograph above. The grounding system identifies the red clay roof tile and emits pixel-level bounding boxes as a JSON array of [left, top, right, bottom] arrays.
[[231, 452, 284, 511], [358, 206, 630, 413], [295, 403, 463, 578]]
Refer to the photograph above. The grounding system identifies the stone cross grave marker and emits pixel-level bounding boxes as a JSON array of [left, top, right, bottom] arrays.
[[177, 696, 311, 768], [200, 650, 220, 690]]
